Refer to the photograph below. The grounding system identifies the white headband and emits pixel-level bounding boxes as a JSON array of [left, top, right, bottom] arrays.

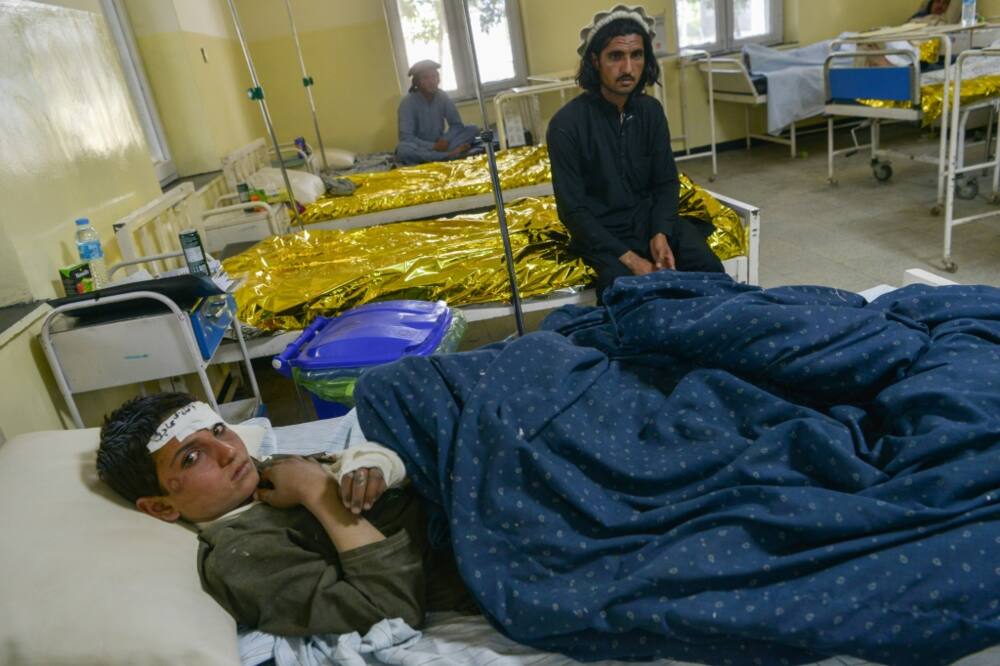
[[577, 5, 656, 57], [147, 401, 225, 453]]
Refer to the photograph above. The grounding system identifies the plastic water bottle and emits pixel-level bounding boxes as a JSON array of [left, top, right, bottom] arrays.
[[962, 0, 977, 27], [74, 218, 106, 289]]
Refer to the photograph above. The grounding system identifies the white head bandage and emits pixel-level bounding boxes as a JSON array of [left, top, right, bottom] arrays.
[[577, 4, 656, 57], [147, 401, 225, 453]]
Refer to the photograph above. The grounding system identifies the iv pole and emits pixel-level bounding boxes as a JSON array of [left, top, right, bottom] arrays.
[[459, 0, 526, 336], [225, 0, 304, 229], [283, 0, 329, 172]]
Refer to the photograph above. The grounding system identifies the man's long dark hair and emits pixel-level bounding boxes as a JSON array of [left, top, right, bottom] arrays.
[[576, 17, 661, 95]]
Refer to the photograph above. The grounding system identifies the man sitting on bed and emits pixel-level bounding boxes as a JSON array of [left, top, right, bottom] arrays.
[[95, 393, 475, 636], [547, 6, 724, 301], [395, 60, 481, 166]]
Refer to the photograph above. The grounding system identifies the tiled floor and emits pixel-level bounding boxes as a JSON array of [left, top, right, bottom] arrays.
[[682, 124, 1000, 292]]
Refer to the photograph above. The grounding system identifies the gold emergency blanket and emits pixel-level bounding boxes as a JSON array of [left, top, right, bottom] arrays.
[[302, 144, 551, 223], [859, 74, 1000, 125], [920, 39, 939, 65], [225, 178, 748, 331]]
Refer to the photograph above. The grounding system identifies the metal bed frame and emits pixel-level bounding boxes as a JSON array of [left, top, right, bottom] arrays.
[[697, 54, 804, 158], [114, 180, 286, 264], [824, 31, 956, 214], [824, 25, 1000, 214], [942, 46, 1000, 272]]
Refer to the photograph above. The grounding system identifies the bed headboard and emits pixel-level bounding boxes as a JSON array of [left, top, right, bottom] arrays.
[[221, 138, 270, 191], [113, 182, 196, 274]]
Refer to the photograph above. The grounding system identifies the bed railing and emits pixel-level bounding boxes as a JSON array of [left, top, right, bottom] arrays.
[[114, 182, 197, 274], [221, 137, 270, 191]]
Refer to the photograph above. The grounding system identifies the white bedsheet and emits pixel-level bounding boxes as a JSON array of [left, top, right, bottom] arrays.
[[745, 41, 833, 135]]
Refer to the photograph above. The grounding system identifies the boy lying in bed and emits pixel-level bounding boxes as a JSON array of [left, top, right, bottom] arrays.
[[96, 392, 476, 637]]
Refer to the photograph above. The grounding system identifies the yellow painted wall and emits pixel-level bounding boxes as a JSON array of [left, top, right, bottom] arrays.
[[0, 0, 162, 303], [0, 0, 166, 435], [230, 0, 931, 157], [125, 0, 261, 176], [0, 311, 69, 437]]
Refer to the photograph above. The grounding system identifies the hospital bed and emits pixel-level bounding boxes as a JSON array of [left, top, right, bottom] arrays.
[[214, 185, 758, 363], [5, 268, 999, 666], [825, 32, 1000, 271], [114, 179, 287, 263], [697, 53, 804, 158], [941, 46, 1000, 271], [110, 175, 759, 363], [301, 144, 553, 231], [824, 25, 1000, 210]]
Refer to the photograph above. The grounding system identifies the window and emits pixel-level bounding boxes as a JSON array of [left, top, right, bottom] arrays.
[[101, 0, 177, 185], [384, 0, 527, 99], [675, 0, 783, 53]]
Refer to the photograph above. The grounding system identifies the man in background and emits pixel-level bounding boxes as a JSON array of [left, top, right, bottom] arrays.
[[395, 60, 481, 165], [547, 6, 723, 300]]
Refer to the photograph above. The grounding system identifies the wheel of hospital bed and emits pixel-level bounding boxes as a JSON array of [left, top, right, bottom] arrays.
[[942, 256, 959, 273], [956, 178, 979, 200], [872, 161, 893, 183]]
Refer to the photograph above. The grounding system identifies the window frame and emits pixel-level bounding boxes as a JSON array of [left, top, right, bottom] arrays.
[[675, 0, 783, 54], [100, 0, 177, 186], [383, 0, 528, 102]]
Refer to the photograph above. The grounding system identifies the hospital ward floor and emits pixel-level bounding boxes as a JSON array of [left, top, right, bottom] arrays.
[[256, 123, 1000, 425]]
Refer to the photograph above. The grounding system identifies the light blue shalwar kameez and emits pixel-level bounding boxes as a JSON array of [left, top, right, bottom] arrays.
[[395, 90, 480, 165]]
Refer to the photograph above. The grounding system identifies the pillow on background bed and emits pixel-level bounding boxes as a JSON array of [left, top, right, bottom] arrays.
[[0, 424, 264, 665], [249, 167, 326, 205], [323, 147, 355, 170]]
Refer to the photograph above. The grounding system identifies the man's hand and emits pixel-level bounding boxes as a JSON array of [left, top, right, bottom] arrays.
[[619, 250, 655, 276], [447, 143, 471, 157], [255, 457, 331, 510], [339, 467, 387, 514], [432, 138, 449, 152], [649, 233, 676, 270]]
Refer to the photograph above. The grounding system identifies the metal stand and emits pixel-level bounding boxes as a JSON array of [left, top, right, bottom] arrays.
[[40, 291, 262, 429], [459, 0, 525, 336], [283, 0, 329, 172], [226, 0, 303, 229]]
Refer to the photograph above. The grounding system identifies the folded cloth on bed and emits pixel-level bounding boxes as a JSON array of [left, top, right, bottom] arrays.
[[301, 144, 551, 224], [745, 41, 833, 134], [354, 271, 1000, 665]]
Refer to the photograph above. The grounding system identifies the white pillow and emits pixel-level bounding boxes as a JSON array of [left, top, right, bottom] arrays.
[[249, 166, 326, 205], [0, 424, 264, 665], [322, 147, 355, 170]]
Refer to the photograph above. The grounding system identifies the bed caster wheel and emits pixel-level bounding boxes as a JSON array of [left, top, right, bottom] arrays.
[[943, 259, 958, 273], [872, 162, 893, 182], [956, 178, 979, 200], [930, 205, 942, 216], [828, 178, 839, 186], [991, 194, 1000, 205], [708, 176, 717, 183]]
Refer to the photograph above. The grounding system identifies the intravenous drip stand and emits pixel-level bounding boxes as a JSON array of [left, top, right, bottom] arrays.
[[226, 0, 303, 229], [460, 0, 526, 337]]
